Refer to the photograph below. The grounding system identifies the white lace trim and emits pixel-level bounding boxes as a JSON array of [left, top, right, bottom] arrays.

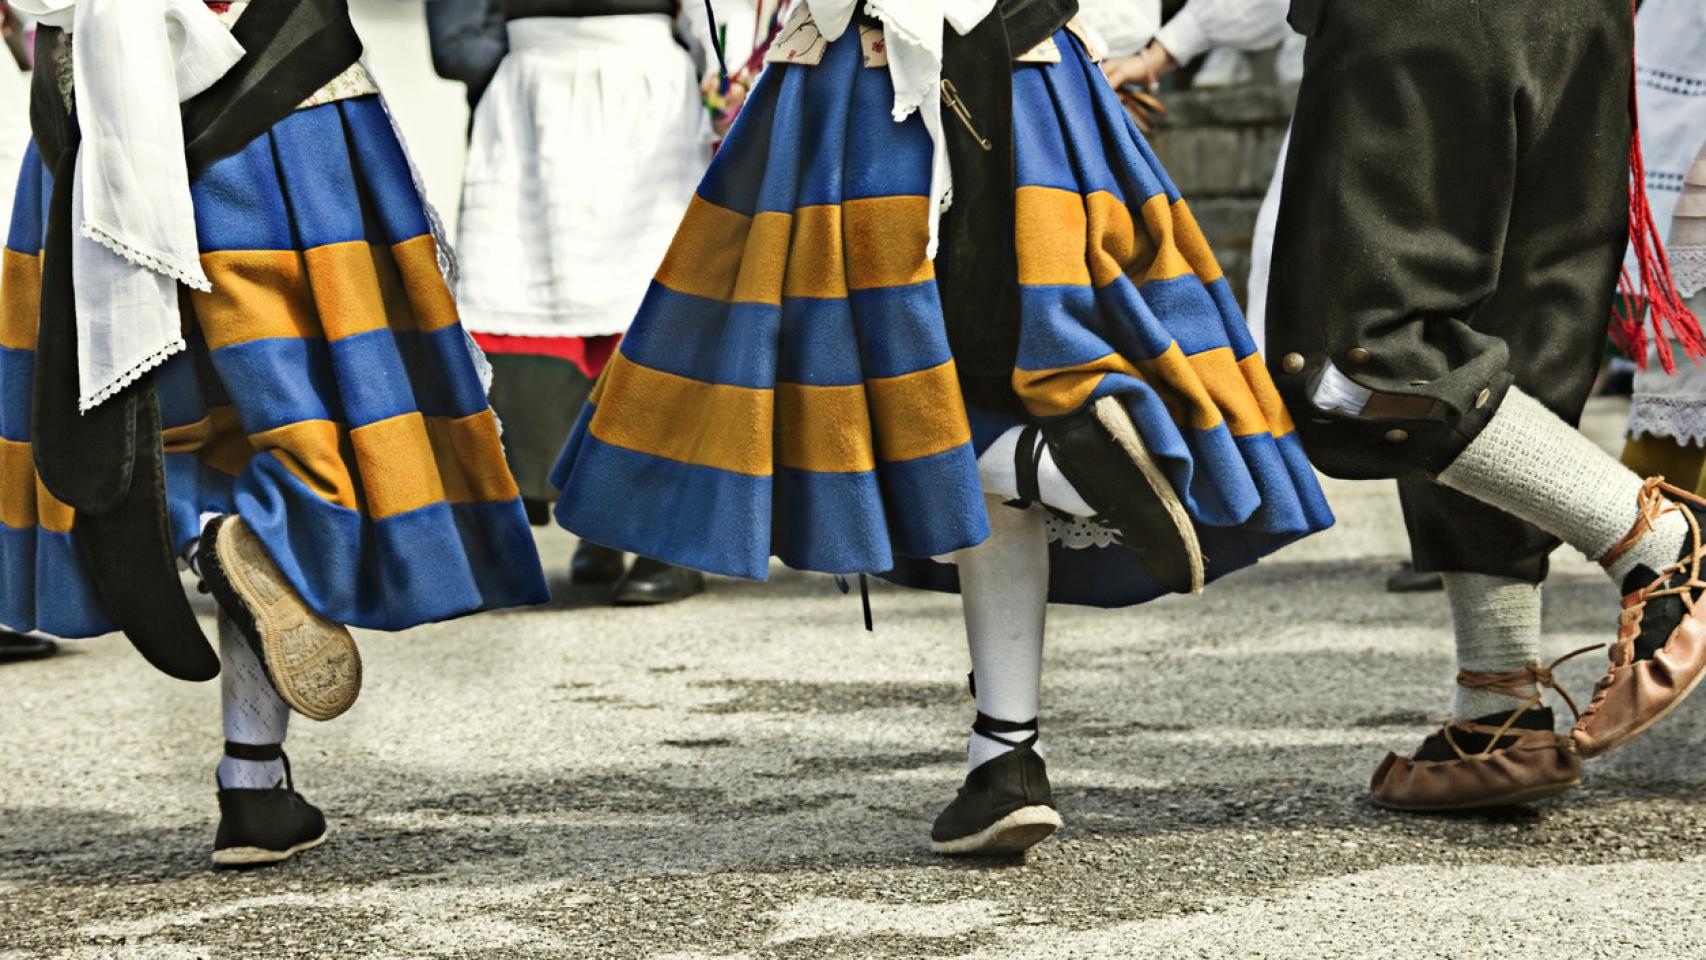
[[79, 220, 213, 293], [864, 6, 936, 123], [1672, 245, 1706, 299], [1044, 513, 1123, 550], [77, 337, 189, 413], [1628, 393, 1706, 447]]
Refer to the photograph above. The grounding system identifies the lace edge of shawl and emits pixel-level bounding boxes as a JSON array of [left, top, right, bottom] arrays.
[[862, 3, 939, 121], [79, 220, 214, 293], [77, 336, 189, 413]]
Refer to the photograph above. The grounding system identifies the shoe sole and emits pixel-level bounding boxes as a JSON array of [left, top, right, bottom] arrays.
[[931, 805, 1063, 856], [1373, 777, 1582, 813], [212, 831, 328, 869], [1575, 655, 1706, 759], [214, 519, 362, 723], [1092, 397, 1205, 595], [612, 589, 705, 608]]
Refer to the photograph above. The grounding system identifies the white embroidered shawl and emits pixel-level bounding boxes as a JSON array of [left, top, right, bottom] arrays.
[[12, 0, 244, 411]]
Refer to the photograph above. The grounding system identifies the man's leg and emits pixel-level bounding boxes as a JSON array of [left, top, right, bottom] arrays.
[[1268, 0, 1679, 802]]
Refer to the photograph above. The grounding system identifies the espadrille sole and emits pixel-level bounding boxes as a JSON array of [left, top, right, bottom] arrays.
[[212, 831, 328, 868], [1091, 396, 1205, 594], [208, 518, 362, 722], [931, 805, 1062, 856]]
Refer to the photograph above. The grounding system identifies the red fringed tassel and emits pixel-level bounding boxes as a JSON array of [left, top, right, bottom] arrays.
[[1620, 0, 1706, 373]]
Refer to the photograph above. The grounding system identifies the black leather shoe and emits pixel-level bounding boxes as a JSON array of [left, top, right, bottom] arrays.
[[612, 557, 705, 606], [0, 632, 58, 663], [1386, 562, 1444, 593], [1038, 397, 1203, 594], [212, 743, 328, 869], [571, 542, 628, 585], [932, 716, 1061, 856]]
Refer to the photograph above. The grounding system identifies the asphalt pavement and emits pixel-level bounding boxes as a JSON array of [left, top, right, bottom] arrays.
[[6, 397, 1706, 960]]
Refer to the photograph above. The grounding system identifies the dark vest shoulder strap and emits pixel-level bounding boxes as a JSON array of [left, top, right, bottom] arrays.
[[1000, 0, 1078, 55], [183, 0, 364, 176], [28, 28, 69, 171]]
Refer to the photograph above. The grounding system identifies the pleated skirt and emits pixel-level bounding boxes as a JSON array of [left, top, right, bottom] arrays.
[[0, 95, 549, 638], [552, 28, 1333, 606]]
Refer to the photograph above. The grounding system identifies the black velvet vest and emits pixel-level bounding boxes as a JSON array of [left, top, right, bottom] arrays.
[[933, 0, 1079, 416]]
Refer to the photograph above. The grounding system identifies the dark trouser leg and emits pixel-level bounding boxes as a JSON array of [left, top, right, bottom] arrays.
[[1265, 0, 1631, 483]]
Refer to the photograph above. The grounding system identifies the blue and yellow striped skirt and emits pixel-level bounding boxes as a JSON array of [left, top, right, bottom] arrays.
[[552, 29, 1333, 606], [0, 95, 549, 638]]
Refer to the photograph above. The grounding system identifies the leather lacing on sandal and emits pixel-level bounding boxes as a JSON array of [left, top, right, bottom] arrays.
[[1439, 644, 1602, 761], [1597, 478, 1706, 666], [1603, 478, 1706, 659]]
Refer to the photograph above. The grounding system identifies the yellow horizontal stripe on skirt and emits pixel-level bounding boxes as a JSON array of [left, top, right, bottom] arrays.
[[1016, 343, 1289, 436], [1, 249, 41, 351], [591, 353, 971, 476], [163, 407, 520, 520], [0, 439, 73, 533], [344, 408, 519, 520], [347, 414, 443, 519], [196, 236, 459, 349], [655, 195, 935, 305], [774, 360, 972, 472], [589, 354, 774, 475], [163, 405, 253, 477], [1016, 188, 1224, 288]]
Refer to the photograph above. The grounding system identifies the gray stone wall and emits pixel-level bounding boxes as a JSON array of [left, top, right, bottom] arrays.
[[1144, 83, 1296, 307]]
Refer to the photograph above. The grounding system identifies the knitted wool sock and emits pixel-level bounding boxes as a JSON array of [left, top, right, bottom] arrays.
[[978, 427, 1096, 517], [1442, 572, 1543, 720], [217, 612, 289, 790], [957, 495, 1049, 772], [1438, 388, 1688, 588]]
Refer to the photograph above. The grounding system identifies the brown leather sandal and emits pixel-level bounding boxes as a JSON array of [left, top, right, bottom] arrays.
[[1371, 646, 1598, 812], [1574, 477, 1706, 758]]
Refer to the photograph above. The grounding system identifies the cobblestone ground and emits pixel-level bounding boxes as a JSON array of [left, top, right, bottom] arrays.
[[6, 398, 1706, 960]]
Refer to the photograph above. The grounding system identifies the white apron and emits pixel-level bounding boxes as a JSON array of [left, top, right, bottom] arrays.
[[456, 15, 711, 339]]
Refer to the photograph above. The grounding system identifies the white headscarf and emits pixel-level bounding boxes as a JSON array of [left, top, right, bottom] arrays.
[[11, 0, 244, 411], [805, 0, 998, 258]]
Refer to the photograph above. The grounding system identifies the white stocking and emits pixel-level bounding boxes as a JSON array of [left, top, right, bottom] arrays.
[[216, 610, 289, 790], [956, 494, 1049, 771]]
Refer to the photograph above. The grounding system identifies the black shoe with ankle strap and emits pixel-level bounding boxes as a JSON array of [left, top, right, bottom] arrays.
[[931, 714, 1062, 856], [213, 742, 328, 869]]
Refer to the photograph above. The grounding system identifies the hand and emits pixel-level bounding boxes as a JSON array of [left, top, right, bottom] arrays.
[[1100, 42, 1178, 135], [701, 71, 751, 138], [1117, 86, 1167, 134], [1100, 41, 1180, 91]]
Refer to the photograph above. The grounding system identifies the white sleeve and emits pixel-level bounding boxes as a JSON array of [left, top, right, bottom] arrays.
[[679, 0, 761, 75], [1074, 0, 1163, 59], [1152, 0, 1293, 66]]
